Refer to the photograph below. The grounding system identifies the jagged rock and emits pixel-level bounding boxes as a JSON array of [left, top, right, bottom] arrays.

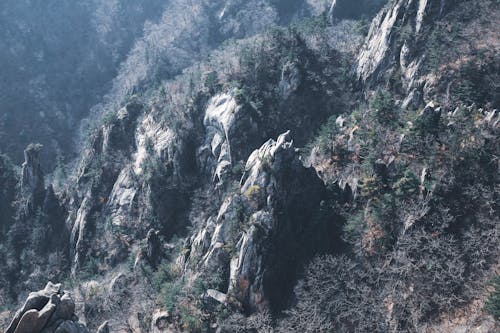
[[417, 101, 442, 133], [13, 298, 56, 333], [6, 282, 60, 333], [51, 294, 75, 323], [198, 93, 257, 186], [102, 103, 143, 155], [107, 167, 138, 227], [146, 229, 162, 269], [70, 196, 93, 273], [6, 282, 88, 333], [21, 143, 45, 209], [357, 0, 448, 87], [134, 112, 175, 175], [185, 131, 340, 313], [402, 87, 424, 109], [21, 144, 44, 194], [357, 0, 406, 83]]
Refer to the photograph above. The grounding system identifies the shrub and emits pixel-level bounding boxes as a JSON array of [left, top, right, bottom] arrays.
[[160, 280, 184, 312], [369, 89, 399, 126], [392, 169, 420, 197], [314, 115, 341, 155], [244, 185, 261, 201], [485, 276, 500, 321]]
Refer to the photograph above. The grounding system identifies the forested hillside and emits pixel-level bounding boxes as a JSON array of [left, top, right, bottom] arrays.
[[0, 1, 498, 332]]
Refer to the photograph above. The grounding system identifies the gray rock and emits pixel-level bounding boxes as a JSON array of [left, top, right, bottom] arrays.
[[6, 282, 88, 333], [146, 229, 162, 269], [53, 294, 75, 322], [357, 0, 447, 87], [53, 321, 89, 333], [6, 282, 61, 333], [185, 132, 335, 313], [198, 93, 257, 187], [207, 289, 228, 304], [20, 143, 46, 210]]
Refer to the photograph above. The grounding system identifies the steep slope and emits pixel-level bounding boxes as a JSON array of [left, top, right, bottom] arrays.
[[1, 5, 359, 330], [88, 0, 324, 126], [356, 0, 499, 109], [0, 0, 167, 166], [59, 24, 353, 331], [0, 1, 498, 332], [292, 0, 500, 331]]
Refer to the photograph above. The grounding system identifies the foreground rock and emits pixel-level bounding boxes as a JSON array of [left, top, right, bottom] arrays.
[[5, 282, 89, 333]]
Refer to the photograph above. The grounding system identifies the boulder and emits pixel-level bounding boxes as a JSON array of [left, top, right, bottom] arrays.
[[5, 282, 89, 333]]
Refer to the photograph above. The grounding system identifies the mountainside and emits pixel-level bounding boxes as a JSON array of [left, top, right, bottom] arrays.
[[0, 0, 499, 332], [0, 0, 168, 166]]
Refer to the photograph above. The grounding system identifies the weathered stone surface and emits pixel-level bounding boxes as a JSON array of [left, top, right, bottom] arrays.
[[146, 229, 162, 269], [198, 93, 257, 186], [6, 282, 88, 333], [107, 167, 138, 227], [184, 131, 339, 313], [20, 143, 46, 210], [357, 0, 447, 88], [7, 282, 61, 333], [207, 289, 228, 304]]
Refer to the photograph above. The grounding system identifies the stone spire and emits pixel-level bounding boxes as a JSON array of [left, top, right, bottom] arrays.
[[21, 143, 45, 208]]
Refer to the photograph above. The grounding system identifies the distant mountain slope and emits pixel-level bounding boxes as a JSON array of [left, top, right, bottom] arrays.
[[0, 0, 167, 165], [0, 1, 498, 332]]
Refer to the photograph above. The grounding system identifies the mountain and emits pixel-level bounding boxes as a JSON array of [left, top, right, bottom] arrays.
[[0, 0, 498, 332]]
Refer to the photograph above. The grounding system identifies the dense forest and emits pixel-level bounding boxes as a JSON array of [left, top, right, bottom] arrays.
[[0, 0, 498, 332]]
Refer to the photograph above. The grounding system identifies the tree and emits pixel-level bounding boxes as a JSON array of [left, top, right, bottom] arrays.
[[485, 276, 500, 321]]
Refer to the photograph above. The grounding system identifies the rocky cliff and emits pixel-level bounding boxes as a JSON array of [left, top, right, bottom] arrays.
[[0, 0, 498, 332]]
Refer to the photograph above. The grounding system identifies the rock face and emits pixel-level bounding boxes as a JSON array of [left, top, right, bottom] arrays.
[[198, 93, 257, 186], [356, 0, 448, 87], [146, 229, 162, 269], [183, 131, 341, 313], [68, 102, 144, 272], [21, 144, 46, 209], [6, 282, 88, 333]]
